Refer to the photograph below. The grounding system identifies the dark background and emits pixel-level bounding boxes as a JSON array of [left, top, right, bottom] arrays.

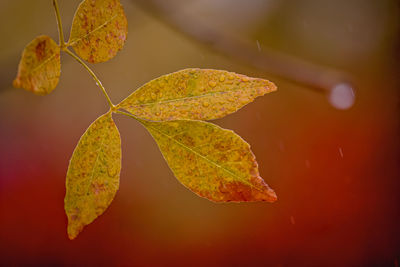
[[0, 0, 399, 266]]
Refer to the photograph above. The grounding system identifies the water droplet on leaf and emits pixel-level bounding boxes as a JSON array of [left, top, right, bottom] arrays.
[[208, 80, 217, 88]]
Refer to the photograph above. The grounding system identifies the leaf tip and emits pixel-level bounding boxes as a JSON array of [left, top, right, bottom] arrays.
[[66, 211, 84, 240], [269, 81, 278, 92], [263, 187, 278, 203], [67, 223, 80, 240], [260, 79, 277, 95], [67, 233, 77, 240], [251, 177, 278, 203], [12, 77, 21, 89]]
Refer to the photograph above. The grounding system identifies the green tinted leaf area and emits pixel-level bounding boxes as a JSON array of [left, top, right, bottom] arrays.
[[118, 68, 277, 121], [65, 112, 121, 239], [142, 119, 277, 202]]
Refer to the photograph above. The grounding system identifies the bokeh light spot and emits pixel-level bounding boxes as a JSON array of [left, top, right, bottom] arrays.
[[329, 83, 355, 110]]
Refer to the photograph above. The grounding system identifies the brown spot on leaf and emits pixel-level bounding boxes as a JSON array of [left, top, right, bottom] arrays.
[[13, 35, 60, 95], [35, 40, 46, 61], [92, 183, 107, 195], [218, 180, 277, 202]]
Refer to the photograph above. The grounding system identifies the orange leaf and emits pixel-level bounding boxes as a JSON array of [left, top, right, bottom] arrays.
[[13, 35, 61, 95], [69, 0, 128, 63]]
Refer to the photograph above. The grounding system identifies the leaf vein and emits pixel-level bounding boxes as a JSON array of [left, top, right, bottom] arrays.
[[85, 125, 107, 197], [121, 87, 258, 108], [31, 53, 57, 74], [147, 124, 258, 189], [70, 14, 118, 46]]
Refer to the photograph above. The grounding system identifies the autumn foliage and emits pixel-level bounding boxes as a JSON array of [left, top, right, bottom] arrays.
[[13, 0, 277, 240]]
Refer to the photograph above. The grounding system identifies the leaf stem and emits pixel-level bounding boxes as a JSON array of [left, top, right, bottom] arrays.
[[115, 110, 142, 122], [52, 0, 66, 48], [64, 48, 115, 109]]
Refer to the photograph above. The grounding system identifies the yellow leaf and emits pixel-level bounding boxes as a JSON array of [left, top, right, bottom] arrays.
[[65, 112, 121, 239], [117, 68, 277, 121], [69, 0, 128, 63], [141, 119, 277, 202], [13, 35, 61, 95]]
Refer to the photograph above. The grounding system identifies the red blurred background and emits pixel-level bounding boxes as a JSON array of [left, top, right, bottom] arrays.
[[0, 0, 399, 265]]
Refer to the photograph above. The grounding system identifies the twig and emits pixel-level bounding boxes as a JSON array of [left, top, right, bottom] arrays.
[[52, 0, 66, 48], [64, 48, 115, 109]]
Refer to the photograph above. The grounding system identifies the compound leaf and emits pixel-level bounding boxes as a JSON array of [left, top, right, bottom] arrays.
[[65, 112, 121, 240], [117, 68, 277, 121], [140, 119, 277, 202], [13, 35, 61, 95], [69, 0, 128, 63]]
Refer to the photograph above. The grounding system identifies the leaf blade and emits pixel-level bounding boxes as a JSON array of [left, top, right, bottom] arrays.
[[140, 119, 277, 202], [117, 68, 277, 121], [69, 0, 128, 63], [13, 35, 61, 95], [65, 112, 121, 239]]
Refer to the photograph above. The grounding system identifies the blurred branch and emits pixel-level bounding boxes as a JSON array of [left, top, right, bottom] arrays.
[[64, 48, 115, 109], [131, 0, 354, 94]]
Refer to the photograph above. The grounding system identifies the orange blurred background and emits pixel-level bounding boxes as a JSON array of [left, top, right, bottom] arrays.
[[0, 0, 399, 265]]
